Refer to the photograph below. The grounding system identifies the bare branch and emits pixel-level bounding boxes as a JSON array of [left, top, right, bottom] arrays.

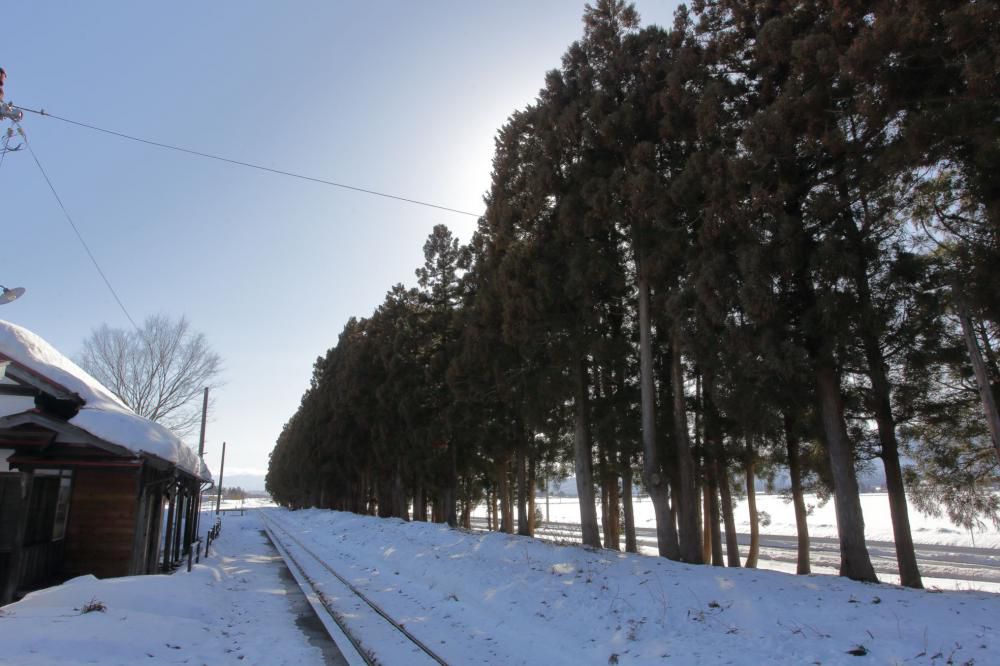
[[77, 315, 223, 439]]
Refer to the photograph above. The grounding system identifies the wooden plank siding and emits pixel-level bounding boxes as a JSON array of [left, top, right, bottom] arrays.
[[63, 468, 140, 579]]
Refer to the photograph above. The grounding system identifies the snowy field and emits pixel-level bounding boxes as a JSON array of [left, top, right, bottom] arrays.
[[480, 493, 1000, 591], [523, 492, 1000, 549], [1, 497, 997, 664]]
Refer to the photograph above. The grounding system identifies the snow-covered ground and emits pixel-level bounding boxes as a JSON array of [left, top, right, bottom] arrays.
[[2, 498, 998, 665], [265, 508, 998, 664], [0, 510, 332, 665]]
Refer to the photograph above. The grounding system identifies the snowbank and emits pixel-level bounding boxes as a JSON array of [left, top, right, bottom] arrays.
[[270, 508, 1000, 665]]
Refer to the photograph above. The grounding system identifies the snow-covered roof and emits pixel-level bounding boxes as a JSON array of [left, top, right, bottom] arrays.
[[0, 319, 210, 480]]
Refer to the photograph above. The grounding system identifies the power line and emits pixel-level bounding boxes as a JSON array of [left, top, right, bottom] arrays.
[[16, 122, 141, 330], [13, 105, 483, 219]]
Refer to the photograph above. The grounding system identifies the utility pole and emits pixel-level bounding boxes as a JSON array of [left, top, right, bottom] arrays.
[[193, 388, 209, 541], [215, 441, 226, 515], [197, 388, 209, 459]]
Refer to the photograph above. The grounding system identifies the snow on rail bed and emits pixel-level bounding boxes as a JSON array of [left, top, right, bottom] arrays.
[[266, 508, 1000, 665]]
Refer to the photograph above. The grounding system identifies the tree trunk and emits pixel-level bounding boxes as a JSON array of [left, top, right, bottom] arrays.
[[486, 487, 494, 531], [600, 476, 610, 546], [517, 445, 530, 536], [707, 460, 724, 566], [528, 451, 537, 536], [498, 459, 513, 534], [701, 465, 712, 564], [394, 465, 408, 520], [573, 355, 602, 548], [376, 480, 391, 518], [717, 458, 740, 567], [504, 461, 515, 534], [414, 485, 427, 522], [636, 264, 680, 559], [490, 485, 500, 532], [784, 414, 811, 575], [977, 319, 1000, 380], [814, 360, 878, 582], [849, 248, 922, 587], [671, 336, 703, 563], [744, 450, 759, 569], [695, 372, 711, 563], [701, 369, 725, 566], [956, 288, 1000, 462], [621, 453, 638, 553], [446, 442, 458, 528], [461, 500, 471, 529], [600, 449, 611, 547], [598, 442, 621, 551], [606, 470, 621, 551], [860, 331, 922, 588]]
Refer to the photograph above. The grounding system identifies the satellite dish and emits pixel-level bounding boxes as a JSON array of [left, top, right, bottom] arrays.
[[0, 286, 25, 305]]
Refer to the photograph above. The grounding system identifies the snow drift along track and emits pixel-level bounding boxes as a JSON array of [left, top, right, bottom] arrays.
[[260, 509, 449, 666]]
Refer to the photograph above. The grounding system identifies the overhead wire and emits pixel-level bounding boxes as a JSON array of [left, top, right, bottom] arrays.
[[14, 120, 141, 330], [13, 105, 483, 218]]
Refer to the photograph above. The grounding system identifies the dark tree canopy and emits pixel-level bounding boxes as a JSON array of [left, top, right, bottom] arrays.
[[267, 0, 999, 587]]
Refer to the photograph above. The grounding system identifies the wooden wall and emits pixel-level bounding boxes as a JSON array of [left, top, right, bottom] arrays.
[[63, 468, 139, 579]]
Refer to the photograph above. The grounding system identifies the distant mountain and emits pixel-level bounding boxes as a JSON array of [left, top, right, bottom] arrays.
[[219, 472, 267, 492], [755, 462, 888, 493]]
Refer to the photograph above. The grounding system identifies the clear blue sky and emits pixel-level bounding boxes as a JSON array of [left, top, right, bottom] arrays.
[[1, 1, 681, 482]]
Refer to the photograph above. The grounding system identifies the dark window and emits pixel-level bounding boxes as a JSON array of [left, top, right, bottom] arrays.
[[51, 477, 72, 541], [24, 477, 59, 545]]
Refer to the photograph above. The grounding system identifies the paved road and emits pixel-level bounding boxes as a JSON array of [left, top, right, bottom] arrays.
[[470, 518, 1000, 585]]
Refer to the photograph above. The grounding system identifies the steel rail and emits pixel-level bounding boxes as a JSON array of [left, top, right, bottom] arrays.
[[260, 510, 450, 666], [259, 512, 372, 666]]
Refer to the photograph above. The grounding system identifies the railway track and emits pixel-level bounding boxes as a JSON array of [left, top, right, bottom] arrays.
[[259, 510, 450, 666]]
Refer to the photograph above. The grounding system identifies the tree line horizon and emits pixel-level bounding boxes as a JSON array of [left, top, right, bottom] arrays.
[[267, 0, 1000, 588]]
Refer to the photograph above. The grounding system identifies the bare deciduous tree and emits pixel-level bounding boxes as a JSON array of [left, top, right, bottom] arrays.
[[78, 315, 222, 438]]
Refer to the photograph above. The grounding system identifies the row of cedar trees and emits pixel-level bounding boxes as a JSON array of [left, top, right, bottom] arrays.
[[267, 0, 1000, 588]]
